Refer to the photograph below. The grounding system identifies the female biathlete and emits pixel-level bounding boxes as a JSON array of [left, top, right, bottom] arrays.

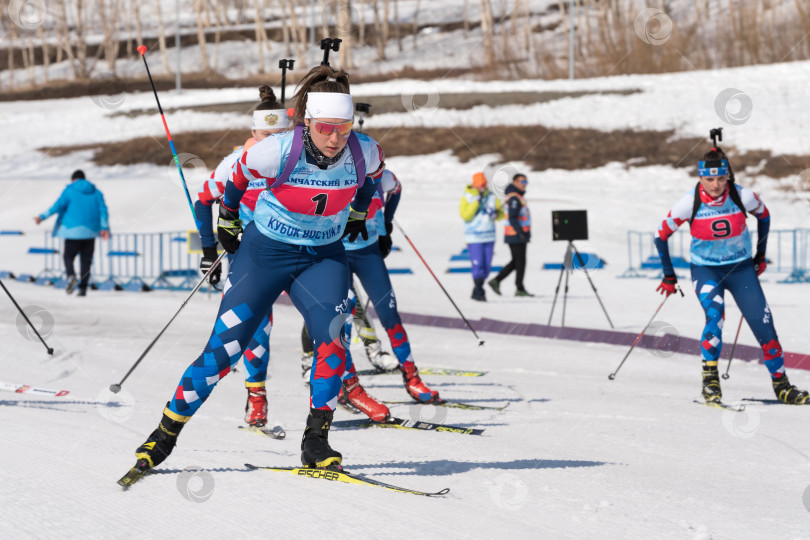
[[654, 144, 808, 405], [335, 169, 441, 421], [194, 85, 290, 429], [128, 64, 387, 474]]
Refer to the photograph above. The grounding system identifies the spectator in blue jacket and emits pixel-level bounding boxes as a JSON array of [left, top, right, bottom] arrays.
[[34, 170, 110, 296]]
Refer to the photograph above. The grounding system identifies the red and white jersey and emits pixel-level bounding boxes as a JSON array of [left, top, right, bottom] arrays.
[[658, 184, 768, 266], [233, 130, 385, 245]]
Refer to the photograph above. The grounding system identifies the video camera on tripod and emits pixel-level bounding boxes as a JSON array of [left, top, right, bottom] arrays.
[[548, 210, 613, 328]]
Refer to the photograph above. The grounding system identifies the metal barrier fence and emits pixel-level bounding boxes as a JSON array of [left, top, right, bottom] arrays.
[[622, 228, 810, 282], [32, 230, 216, 291]]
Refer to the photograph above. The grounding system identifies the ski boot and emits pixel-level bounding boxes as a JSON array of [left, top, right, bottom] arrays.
[[301, 408, 342, 469], [65, 275, 78, 295], [342, 375, 390, 422], [365, 340, 399, 372], [134, 407, 188, 471], [244, 385, 268, 427], [515, 288, 534, 297], [471, 278, 486, 302], [487, 278, 501, 296], [401, 361, 440, 403], [337, 388, 362, 414], [701, 369, 722, 403], [301, 351, 313, 384], [773, 376, 810, 404]]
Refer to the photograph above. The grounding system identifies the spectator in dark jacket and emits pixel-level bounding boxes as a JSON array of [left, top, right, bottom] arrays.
[[488, 173, 533, 297], [34, 170, 110, 296]]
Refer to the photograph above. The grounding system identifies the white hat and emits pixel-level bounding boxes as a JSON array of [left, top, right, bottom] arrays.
[[253, 109, 290, 130]]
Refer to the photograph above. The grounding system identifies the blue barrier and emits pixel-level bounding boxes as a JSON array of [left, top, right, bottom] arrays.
[[446, 265, 504, 274], [387, 268, 414, 274], [31, 230, 220, 291], [543, 252, 605, 270], [1, 230, 23, 235]]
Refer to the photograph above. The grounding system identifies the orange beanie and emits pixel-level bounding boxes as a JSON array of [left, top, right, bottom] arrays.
[[471, 172, 487, 188]]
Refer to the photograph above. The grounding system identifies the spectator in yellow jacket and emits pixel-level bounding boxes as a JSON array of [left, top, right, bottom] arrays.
[[460, 172, 503, 301]]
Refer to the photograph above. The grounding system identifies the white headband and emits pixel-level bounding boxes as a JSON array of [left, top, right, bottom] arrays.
[[305, 92, 353, 120], [252, 109, 289, 130]]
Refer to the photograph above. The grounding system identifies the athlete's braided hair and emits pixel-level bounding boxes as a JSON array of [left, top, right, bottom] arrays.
[[290, 65, 351, 126]]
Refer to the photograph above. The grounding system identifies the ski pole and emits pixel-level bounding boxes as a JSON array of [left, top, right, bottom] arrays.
[[137, 45, 196, 221], [721, 315, 745, 380], [608, 292, 675, 380], [110, 251, 226, 393], [1, 278, 54, 355], [392, 219, 485, 346]]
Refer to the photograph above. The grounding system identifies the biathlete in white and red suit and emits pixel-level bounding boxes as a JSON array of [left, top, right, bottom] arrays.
[[192, 85, 290, 430], [654, 145, 808, 405], [130, 64, 387, 473], [337, 169, 442, 422]]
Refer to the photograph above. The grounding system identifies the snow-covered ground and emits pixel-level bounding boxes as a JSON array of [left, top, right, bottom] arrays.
[[2, 52, 810, 539]]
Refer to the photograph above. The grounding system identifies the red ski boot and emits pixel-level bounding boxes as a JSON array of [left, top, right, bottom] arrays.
[[244, 386, 268, 427], [401, 362, 440, 403], [342, 375, 390, 422]]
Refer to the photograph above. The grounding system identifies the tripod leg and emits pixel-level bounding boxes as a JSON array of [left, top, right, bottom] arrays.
[[547, 256, 567, 325], [562, 265, 570, 327], [571, 243, 615, 329]]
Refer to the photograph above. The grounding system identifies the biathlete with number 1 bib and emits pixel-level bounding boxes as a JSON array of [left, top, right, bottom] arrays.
[[127, 64, 387, 475]]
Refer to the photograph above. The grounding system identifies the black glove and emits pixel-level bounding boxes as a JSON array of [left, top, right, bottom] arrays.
[[217, 203, 242, 254], [378, 222, 394, 258], [341, 206, 368, 242], [200, 246, 221, 285], [753, 252, 767, 276]]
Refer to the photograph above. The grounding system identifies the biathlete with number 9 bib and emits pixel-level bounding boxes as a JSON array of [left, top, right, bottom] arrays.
[[654, 140, 808, 405], [128, 64, 387, 475]]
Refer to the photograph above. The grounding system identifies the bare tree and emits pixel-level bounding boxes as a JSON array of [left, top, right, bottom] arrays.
[[60, 0, 91, 80], [371, 0, 386, 59], [479, 0, 495, 66], [411, 0, 420, 48], [193, 0, 212, 73], [357, 0, 366, 47], [463, 0, 470, 37], [382, 0, 391, 54], [283, 0, 308, 62], [338, 0, 354, 68], [36, 24, 50, 82], [279, 0, 292, 57], [253, 0, 268, 72], [393, 0, 401, 52], [98, 0, 123, 73], [6, 21, 17, 89], [153, 0, 172, 74]]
